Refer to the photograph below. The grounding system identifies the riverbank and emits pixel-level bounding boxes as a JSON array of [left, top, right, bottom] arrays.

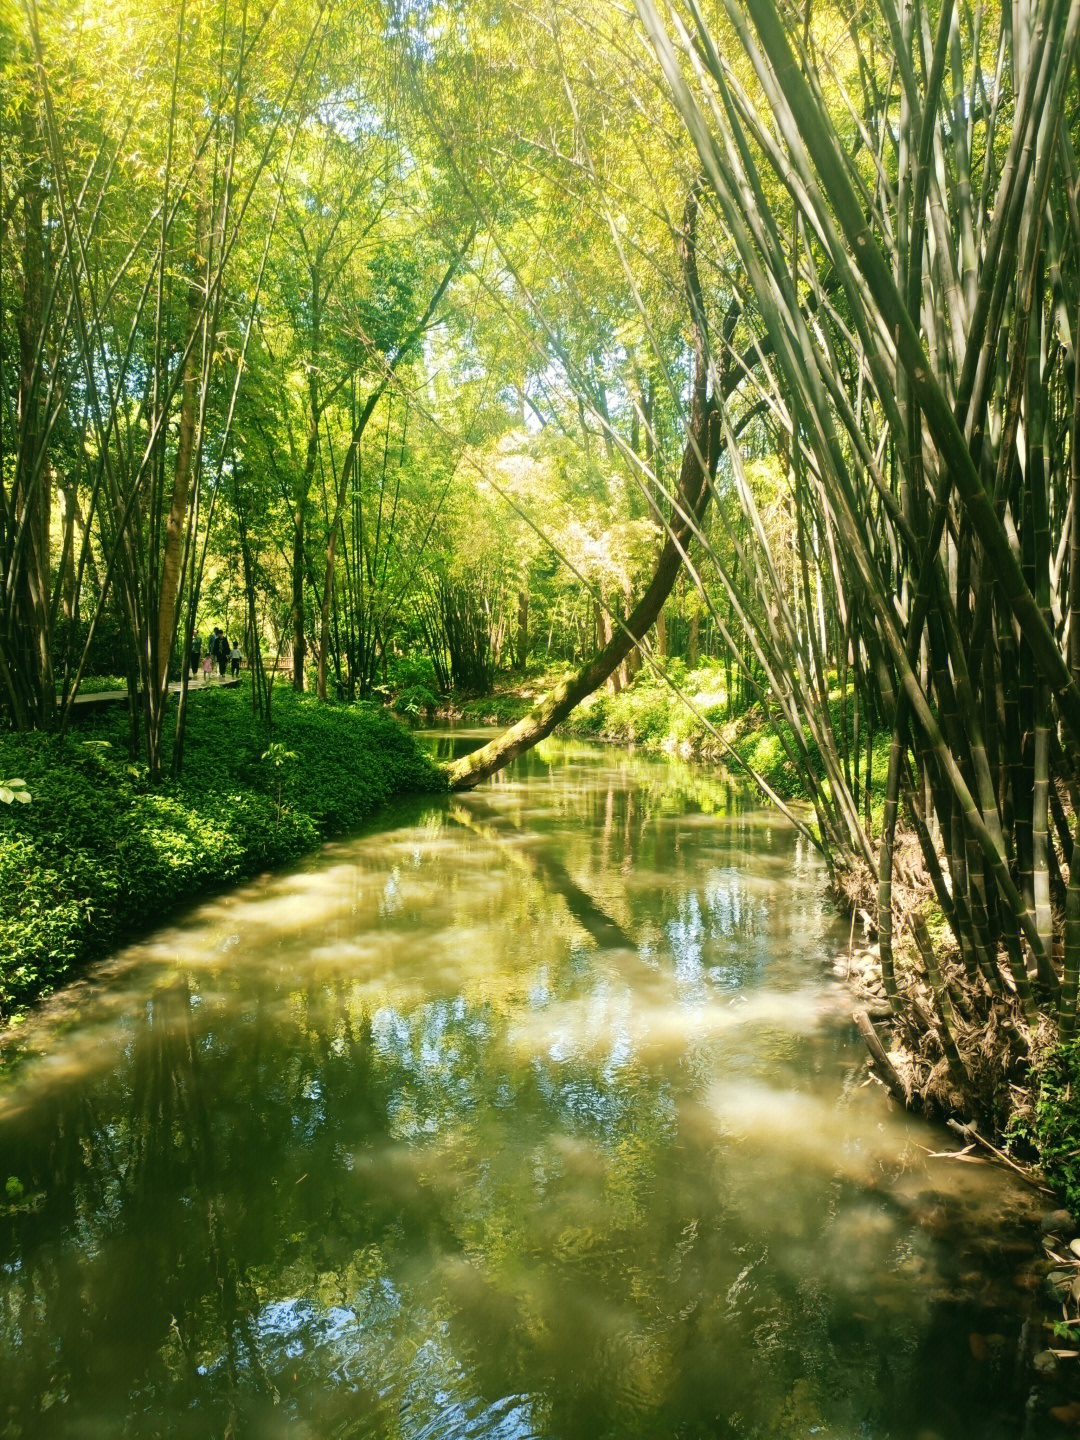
[[437, 661, 888, 810], [0, 685, 443, 1020]]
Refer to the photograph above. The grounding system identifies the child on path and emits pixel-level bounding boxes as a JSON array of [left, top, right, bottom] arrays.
[[202, 650, 213, 682], [230, 642, 242, 678]]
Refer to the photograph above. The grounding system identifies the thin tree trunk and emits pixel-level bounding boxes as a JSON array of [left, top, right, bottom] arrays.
[[516, 588, 528, 671], [154, 203, 205, 694]]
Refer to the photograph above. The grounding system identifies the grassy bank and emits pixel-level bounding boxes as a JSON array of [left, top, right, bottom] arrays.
[[0, 684, 443, 1019], [559, 661, 891, 809]]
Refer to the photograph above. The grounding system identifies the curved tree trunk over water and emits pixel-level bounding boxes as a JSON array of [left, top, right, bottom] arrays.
[[447, 451, 714, 788], [448, 196, 754, 791]]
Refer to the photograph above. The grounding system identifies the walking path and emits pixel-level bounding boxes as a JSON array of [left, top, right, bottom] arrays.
[[68, 676, 240, 711]]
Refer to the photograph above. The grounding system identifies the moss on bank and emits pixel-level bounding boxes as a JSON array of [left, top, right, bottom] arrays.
[[0, 685, 443, 1019]]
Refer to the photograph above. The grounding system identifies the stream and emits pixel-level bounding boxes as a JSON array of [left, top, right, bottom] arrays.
[[0, 734, 1046, 1438]]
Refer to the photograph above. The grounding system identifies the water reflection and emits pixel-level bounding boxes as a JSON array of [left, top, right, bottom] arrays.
[[0, 737, 1040, 1438]]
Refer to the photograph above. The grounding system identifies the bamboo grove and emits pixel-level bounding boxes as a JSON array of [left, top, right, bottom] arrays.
[[422, 0, 1080, 1068], [0, 0, 498, 778], [599, 0, 1080, 1053]]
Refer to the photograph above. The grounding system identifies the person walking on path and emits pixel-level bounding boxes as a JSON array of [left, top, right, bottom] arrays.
[[217, 631, 229, 678], [230, 641, 242, 678], [201, 648, 213, 682], [190, 633, 202, 678]]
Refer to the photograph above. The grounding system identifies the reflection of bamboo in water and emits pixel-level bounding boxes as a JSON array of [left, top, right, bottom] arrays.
[[447, 800, 637, 952], [602, 784, 615, 877], [2, 967, 407, 1422], [105, 982, 281, 1409]]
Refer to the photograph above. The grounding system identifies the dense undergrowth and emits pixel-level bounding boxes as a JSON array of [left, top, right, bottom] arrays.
[[1031, 1039, 1080, 1216], [559, 661, 891, 813], [0, 684, 442, 1019]]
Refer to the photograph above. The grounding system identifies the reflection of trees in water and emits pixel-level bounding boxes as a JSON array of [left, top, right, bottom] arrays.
[[0, 963, 1027, 1439], [0, 761, 1024, 1437], [453, 775, 827, 998], [0, 970, 700, 1436]]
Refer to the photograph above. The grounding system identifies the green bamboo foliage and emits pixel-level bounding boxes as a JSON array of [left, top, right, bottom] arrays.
[[610, 0, 1080, 1042], [1, 1, 333, 777]]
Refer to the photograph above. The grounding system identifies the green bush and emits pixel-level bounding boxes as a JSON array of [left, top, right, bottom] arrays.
[[386, 653, 439, 691], [55, 675, 128, 695], [562, 681, 677, 746], [1035, 1039, 1080, 1214], [392, 683, 440, 719], [0, 686, 443, 1017]]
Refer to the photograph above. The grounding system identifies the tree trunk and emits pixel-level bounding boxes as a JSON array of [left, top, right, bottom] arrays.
[[316, 524, 339, 700], [13, 92, 52, 729], [293, 417, 318, 693], [516, 588, 528, 671], [154, 204, 205, 694], [447, 428, 713, 788], [596, 601, 621, 694], [294, 268, 321, 692], [59, 480, 77, 621], [446, 192, 746, 791]]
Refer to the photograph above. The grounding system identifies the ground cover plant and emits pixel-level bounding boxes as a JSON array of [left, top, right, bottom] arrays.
[[0, 686, 442, 1018]]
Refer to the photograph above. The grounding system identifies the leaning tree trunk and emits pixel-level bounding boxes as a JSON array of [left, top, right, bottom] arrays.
[[448, 194, 718, 790], [446, 464, 712, 786]]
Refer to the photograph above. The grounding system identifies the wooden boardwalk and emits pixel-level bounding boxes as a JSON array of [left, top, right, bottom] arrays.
[[68, 676, 240, 712]]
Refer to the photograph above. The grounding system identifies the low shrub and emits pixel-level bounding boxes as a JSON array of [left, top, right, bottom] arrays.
[[455, 692, 536, 726], [392, 683, 440, 720], [385, 653, 440, 691], [0, 686, 443, 1017], [1035, 1039, 1080, 1215]]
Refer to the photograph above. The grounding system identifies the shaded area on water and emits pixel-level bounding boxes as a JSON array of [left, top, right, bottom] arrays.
[[0, 735, 1043, 1438]]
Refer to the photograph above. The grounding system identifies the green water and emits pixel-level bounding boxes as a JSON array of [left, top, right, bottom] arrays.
[[0, 735, 1042, 1438]]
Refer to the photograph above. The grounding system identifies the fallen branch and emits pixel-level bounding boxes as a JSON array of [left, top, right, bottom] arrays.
[[853, 1008, 909, 1105]]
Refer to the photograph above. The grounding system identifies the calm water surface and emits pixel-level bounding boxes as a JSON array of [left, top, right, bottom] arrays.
[[0, 735, 1043, 1438]]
